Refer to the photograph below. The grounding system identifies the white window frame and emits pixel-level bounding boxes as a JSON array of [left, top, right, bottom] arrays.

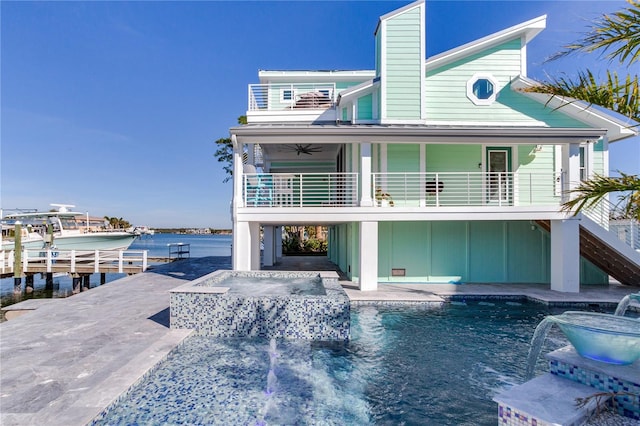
[[280, 88, 296, 103], [466, 73, 500, 106]]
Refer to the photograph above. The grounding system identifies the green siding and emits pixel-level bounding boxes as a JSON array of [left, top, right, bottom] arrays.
[[516, 145, 561, 205], [388, 144, 420, 172], [342, 107, 348, 122], [426, 145, 480, 172], [384, 7, 422, 119], [469, 222, 506, 282], [425, 40, 589, 127], [357, 94, 373, 120], [376, 220, 607, 285], [430, 222, 467, 277]]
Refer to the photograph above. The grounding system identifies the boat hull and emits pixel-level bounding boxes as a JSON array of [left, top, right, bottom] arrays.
[[49, 233, 138, 251]]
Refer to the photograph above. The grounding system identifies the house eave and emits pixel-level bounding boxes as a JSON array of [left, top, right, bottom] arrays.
[[511, 76, 639, 142], [231, 124, 606, 145]]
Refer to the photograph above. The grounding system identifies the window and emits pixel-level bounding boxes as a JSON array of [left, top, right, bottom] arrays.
[[466, 73, 499, 106], [579, 146, 588, 181], [281, 89, 295, 102]]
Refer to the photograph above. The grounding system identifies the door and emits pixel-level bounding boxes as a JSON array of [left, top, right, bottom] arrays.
[[486, 147, 512, 204]]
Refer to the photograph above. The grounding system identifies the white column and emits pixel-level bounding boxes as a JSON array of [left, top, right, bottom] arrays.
[[359, 221, 378, 291], [232, 135, 245, 208], [233, 221, 251, 270], [250, 222, 261, 270], [550, 219, 580, 293], [360, 143, 374, 206], [275, 226, 283, 260], [263, 225, 275, 267]]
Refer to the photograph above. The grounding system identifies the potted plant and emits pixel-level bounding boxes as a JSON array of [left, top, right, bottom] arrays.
[[375, 187, 394, 207]]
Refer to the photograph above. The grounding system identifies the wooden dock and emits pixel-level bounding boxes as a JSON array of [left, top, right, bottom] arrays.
[[0, 248, 149, 278]]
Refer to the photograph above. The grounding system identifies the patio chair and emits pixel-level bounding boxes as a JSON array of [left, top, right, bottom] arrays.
[[243, 164, 272, 206]]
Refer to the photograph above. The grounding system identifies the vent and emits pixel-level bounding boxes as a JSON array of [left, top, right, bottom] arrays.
[[391, 268, 406, 277]]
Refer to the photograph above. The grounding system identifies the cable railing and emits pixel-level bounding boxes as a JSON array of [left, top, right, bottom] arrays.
[[248, 83, 337, 111], [243, 173, 359, 207], [372, 172, 562, 207]]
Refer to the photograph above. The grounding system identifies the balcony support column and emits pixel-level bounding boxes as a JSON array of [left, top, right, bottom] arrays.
[[232, 135, 245, 209], [360, 143, 374, 207], [263, 225, 275, 267], [550, 219, 580, 293], [232, 221, 260, 271], [275, 226, 283, 260], [359, 221, 378, 291]]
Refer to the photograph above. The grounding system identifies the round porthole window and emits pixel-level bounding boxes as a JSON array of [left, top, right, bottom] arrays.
[[466, 74, 499, 105]]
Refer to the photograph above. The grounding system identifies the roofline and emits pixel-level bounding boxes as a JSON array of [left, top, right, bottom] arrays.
[[511, 76, 639, 142], [375, 0, 424, 36], [336, 78, 380, 104], [425, 15, 546, 71], [258, 70, 376, 83], [231, 124, 606, 145]]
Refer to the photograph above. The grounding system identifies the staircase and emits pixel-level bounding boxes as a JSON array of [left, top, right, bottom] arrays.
[[536, 217, 640, 286]]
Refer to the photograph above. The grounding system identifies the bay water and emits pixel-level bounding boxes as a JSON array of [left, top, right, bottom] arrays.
[[0, 233, 232, 309]]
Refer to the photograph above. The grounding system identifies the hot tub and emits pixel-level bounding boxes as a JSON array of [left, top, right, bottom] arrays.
[[169, 270, 350, 341]]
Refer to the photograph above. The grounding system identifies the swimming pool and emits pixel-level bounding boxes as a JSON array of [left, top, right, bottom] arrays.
[[93, 301, 573, 425]]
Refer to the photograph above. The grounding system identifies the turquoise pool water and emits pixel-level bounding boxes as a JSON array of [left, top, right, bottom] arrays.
[[94, 301, 574, 425]]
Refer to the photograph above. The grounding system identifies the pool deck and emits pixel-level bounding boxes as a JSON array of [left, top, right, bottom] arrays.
[[1, 255, 638, 426]]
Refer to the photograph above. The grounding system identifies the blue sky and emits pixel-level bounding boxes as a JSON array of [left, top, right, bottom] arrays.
[[2, 1, 638, 228]]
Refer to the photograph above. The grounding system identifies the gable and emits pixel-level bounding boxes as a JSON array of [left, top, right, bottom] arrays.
[[425, 40, 588, 128]]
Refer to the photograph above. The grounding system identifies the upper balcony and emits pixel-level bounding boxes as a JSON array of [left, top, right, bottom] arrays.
[[240, 171, 565, 214], [247, 83, 339, 123]]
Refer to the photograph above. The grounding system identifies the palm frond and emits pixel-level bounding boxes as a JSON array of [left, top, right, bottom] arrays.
[[525, 70, 640, 123], [562, 172, 640, 220], [548, 1, 640, 66]]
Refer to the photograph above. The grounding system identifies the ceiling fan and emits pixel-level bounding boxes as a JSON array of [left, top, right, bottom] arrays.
[[282, 144, 323, 156]]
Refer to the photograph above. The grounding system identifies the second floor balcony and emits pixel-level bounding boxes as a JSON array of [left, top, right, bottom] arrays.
[[241, 171, 563, 210]]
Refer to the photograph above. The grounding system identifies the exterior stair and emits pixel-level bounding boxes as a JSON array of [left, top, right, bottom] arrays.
[[535, 217, 640, 286]]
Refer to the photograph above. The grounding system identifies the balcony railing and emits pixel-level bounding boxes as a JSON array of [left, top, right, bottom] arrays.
[[372, 172, 562, 207], [242, 172, 563, 209], [243, 173, 359, 207], [248, 83, 337, 111]]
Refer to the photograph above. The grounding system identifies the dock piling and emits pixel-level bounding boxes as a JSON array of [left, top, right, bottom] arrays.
[[45, 273, 54, 290], [82, 275, 90, 290]]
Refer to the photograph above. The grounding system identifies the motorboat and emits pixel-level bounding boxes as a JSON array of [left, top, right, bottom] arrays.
[[1, 204, 138, 251]]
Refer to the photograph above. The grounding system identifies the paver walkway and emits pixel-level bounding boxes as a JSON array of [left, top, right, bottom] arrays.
[[0, 256, 230, 426]]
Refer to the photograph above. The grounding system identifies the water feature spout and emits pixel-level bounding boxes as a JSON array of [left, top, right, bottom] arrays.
[[525, 318, 555, 380], [614, 292, 640, 316], [526, 311, 640, 379]]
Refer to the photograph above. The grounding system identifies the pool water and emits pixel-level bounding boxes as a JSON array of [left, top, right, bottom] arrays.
[[216, 276, 326, 296], [94, 301, 573, 425]]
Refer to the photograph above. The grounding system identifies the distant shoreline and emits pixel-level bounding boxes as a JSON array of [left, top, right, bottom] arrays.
[[153, 228, 232, 235]]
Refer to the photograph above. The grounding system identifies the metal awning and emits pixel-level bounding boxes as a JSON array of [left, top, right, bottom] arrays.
[[230, 123, 607, 145]]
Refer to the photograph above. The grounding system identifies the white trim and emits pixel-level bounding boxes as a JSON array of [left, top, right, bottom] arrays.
[[380, 143, 387, 173], [420, 2, 426, 120], [554, 145, 562, 196], [380, 19, 387, 120], [420, 144, 426, 207], [511, 76, 638, 142], [259, 69, 375, 83], [380, 119, 425, 125], [378, 0, 424, 24], [520, 39, 527, 77], [602, 136, 609, 177], [466, 73, 500, 106], [424, 120, 548, 127], [280, 88, 295, 103], [426, 15, 546, 72]]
